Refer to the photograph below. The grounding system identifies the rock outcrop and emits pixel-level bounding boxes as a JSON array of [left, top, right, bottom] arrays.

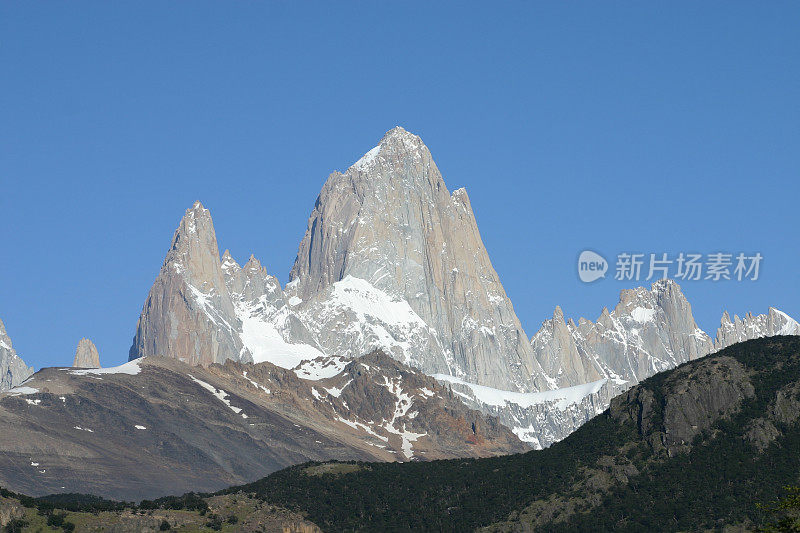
[[0, 318, 33, 392], [610, 355, 755, 456], [73, 338, 100, 368]]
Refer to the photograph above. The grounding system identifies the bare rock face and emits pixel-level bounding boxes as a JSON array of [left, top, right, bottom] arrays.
[[289, 126, 548, 391], [610, 355, 755, 456], [128, 201, 249, 366], [73, 338, 100, 368], [714, 307, 800, 351], [0, 318, 33, 392]]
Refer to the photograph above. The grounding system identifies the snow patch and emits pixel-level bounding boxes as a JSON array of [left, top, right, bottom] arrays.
[[188, 375, 244, 416], [7, 386, 39, 396], [69, 359, 142, 376], [351, 144, 381, 171], [236, 301, 324, 369], [630, 306, 655, 323], [324, 379, 352, 398], [432, 374, 608, 411], [294, 357, 348, 380], [242, 371, 271, 394]]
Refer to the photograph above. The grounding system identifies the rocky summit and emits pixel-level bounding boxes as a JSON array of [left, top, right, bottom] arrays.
[[0, 318, 33, 393], [531, 279, 713, 389], [289, 126, 550, 392], [129, 201, 249, 367]]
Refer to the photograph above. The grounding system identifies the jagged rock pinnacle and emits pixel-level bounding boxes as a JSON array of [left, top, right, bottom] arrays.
[[73, 338, 101, 368]]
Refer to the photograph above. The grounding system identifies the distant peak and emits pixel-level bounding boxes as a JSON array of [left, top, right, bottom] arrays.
[[244, 254, 263, 271], [553, 306, 564, 321], [221, 250, 240, 271]]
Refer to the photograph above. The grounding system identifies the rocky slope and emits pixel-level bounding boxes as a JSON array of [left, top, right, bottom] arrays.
[[0, 352, 524, 501], [73, 338, 101, 368], [0, 318, 33, 392]]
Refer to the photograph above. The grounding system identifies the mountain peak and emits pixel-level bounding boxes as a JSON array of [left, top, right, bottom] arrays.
[[349, 126, 426, 172], [131, 202, 243, 365], [381, 125, 419, 142], [244, 254, 263, 272]]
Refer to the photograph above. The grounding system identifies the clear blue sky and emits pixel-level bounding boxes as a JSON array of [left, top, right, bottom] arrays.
[[1, 2, 798, 370]]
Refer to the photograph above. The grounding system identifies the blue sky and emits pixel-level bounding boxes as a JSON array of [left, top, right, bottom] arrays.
[[1, 2, 798, 370]]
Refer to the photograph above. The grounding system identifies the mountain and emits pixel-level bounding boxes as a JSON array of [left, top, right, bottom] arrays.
[[288, 126, 550, 392], [124, 128, 798, 452], [162, 336, 797, 532], [129, 201, 249, 366], [0, 351, 524, 501], [714, 307, 800, 351], [72, 338, 100, 368], [0, 318, 33, 392]]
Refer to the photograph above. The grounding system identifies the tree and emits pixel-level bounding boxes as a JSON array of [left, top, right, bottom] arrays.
[[759, 486, 800, 532]]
